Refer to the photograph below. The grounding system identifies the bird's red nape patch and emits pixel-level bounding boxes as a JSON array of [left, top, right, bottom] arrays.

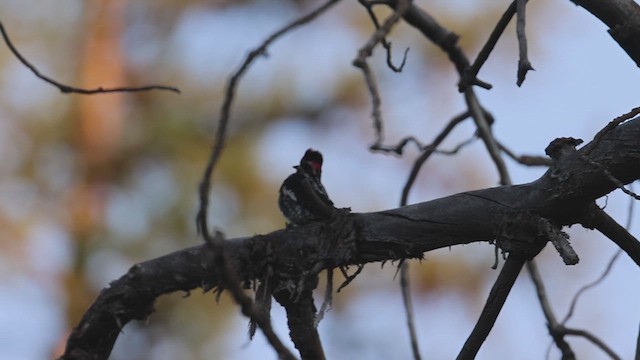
[[309, 161, 322, 172]]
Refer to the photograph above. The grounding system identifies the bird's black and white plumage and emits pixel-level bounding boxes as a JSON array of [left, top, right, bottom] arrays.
[[278, 149, 335, 227]]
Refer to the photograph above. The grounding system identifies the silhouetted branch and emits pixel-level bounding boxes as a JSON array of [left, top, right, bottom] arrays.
[[195, 0, 340, 238], [465, 89, 512, 185], [515, 0, 534, 86], [562, 250, 621, 324], [636, 323, 640, 360], [582, 205, 640, 266], [586, 107, 640, 155], [569, 0, 640, 67], [337, 264, 365, 292], [457, 254, 527, 359], [388, 1, 510, 185], [461, 1, 517, 91], [274, 280, 325, 360], [61, 115, 640, 358], [354, 0, 410, 146], [204, 231, 296, 360], [527, 261, 576, 360], [563, 328, 621, 360], [498, 141, 552, 166], [399, 262, 422, 360], [0, 20, 180, 94], [399, 111, 470, 205], [190, 3, 341, 359], [358, 0, 410, 72]]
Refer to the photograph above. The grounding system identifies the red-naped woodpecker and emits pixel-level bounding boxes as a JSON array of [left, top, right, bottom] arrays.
[[278, 149, 335, 227]]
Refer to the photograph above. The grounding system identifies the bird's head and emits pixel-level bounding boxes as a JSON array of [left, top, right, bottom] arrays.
[[295, 148, 323, 176]]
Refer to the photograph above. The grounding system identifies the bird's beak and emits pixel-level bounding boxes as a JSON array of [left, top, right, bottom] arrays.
[[293, 165, 299, 169]]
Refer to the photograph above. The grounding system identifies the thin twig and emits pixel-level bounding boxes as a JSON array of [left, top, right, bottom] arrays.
[[582, 156, 640, 200], [358, 0, 410, 72], [563, 183, 634, 324], [399, 261, 422, 360], [585, 106, 640, 156], [515, 0, 534, 86], [0, 20, 180, 94], [585, 205, 640, 267], [457, 255, 526, 359], [528, 261, 576, 359], [390, 1, 509, 185], [498, 141, 552, 166], [563, 250, 621, 325], [398, 120, 422, 360], [370, 135, 426, 155], [205, 231, 296, 360], [464, 89, 512, 185], [194, 3, 340, 358], [436, 135, 477, 155], [563, 328, 621, 360], [354, 0, 410, 146], [579, 108, 640, 199], [461, 1, 517, 91], [337, 264, 365, 292], [195, 0, 340, 236], [399, 111, 470, 205]]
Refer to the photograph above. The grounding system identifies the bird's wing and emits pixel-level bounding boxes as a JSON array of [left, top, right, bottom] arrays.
[[299, 177, 335, 219]]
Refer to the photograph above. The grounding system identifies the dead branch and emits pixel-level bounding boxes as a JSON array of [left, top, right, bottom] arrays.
[[461, 1, 517, 91], [61, 115, 640, 359], [399, 262, 422, 360], [570, 0, 640, 67], [516, 0, 534, 86], [0, 20, 180, 94], [457, 254, 527, 360], [498, 141, 552, 166], [192, 4, 341, 354], [527, 261, 576, 359], [196, 0, 340, 237], [581, 205, 640, 266], [353, 0, 410, 146]]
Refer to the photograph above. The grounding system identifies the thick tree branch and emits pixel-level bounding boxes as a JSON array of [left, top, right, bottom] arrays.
[[274, 282, 325, 360], [569, 0, 640, 67], [61, 115, 640, 358]]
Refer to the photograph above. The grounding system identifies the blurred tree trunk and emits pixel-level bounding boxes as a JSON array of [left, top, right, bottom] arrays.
[[64, 0, 126, 329]]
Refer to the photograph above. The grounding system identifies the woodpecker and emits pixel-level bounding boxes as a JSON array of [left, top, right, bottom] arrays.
[[278, 149, 335, 227]]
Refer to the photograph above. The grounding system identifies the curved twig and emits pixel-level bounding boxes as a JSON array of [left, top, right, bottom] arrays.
[[0, 20, 180, 94], [354, 0, 410, 146], [193, 3, 341, 359], [195, 0, 340, 237], [400, 111, 470, 205], [563, 328, 622, 360]]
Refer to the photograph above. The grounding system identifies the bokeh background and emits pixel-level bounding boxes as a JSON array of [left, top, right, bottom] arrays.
[[1, 0, 639, 359]]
